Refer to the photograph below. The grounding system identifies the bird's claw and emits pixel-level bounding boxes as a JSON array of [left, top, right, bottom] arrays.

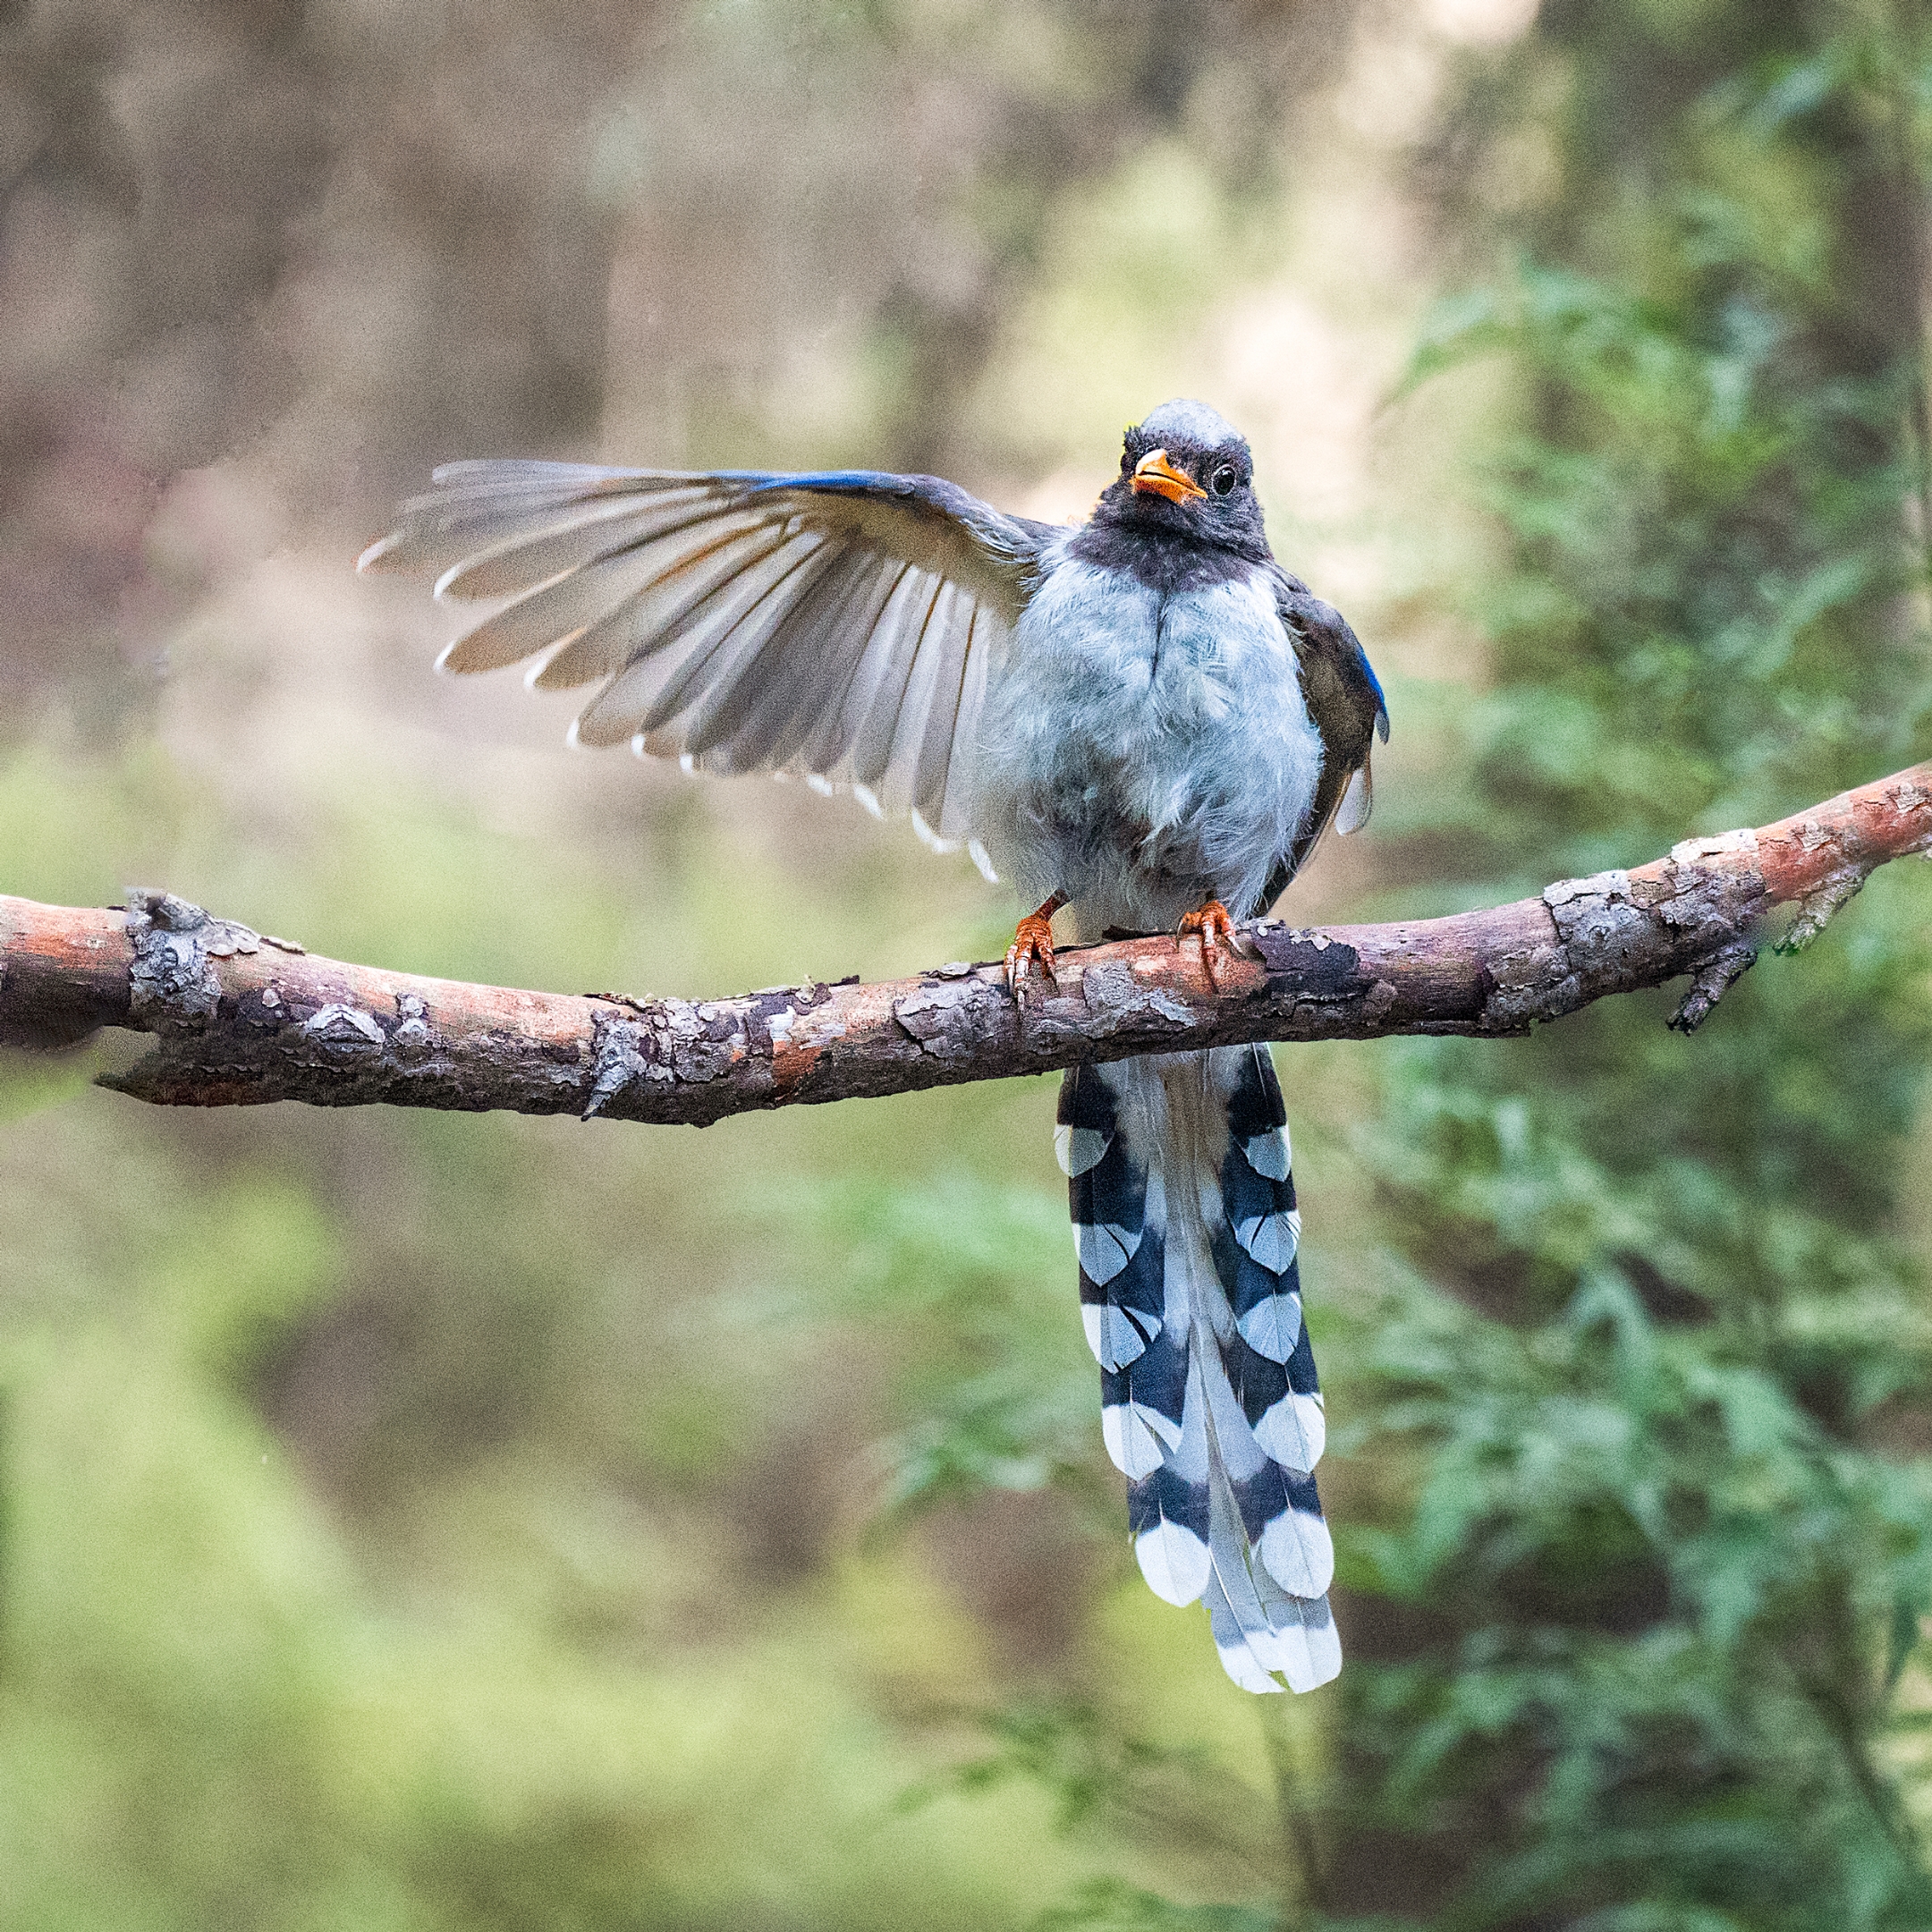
[[1178, 899, 1241, 987], [1004, 912, 1058, 994]]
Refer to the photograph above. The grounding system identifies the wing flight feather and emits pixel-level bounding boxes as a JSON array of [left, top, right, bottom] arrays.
[[362, 461, 1060, 840]]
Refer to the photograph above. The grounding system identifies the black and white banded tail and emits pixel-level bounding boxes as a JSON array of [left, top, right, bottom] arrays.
[[1058, 1046, 1339, 1693]]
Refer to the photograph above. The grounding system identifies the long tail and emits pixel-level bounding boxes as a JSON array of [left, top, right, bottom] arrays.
[[1058, 1046, 1339, 1693]]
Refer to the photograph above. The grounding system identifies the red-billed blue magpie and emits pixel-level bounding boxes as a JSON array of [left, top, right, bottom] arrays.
[[362, 398, 1388, 1692]]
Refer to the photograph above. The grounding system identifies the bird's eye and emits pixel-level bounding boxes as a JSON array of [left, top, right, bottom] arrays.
[[1211, 465, 1238, 496]]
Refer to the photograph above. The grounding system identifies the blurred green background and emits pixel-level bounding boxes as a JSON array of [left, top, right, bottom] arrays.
[[9, 2, 1932, 1927]]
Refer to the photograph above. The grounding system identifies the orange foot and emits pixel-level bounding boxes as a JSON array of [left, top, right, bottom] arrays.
[[1178, 898, 1240, 987], [1004, 897, 1065, 993]]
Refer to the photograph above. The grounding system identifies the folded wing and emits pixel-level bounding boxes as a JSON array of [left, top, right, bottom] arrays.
[[1261, 579, 1390, 907], [360, 461, 1060, 851]]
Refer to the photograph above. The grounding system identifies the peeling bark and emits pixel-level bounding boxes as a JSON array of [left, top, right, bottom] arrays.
[[4, 764, 1931, 1128]]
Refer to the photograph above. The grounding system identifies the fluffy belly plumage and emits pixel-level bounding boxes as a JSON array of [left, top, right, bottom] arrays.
[[972, 554, 1325, 934]]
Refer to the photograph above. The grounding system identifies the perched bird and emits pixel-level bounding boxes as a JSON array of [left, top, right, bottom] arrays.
[[361, 398, 1387, 1692]]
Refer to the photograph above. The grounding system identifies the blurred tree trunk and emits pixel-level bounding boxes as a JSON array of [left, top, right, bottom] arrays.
[[1321, 5, 1932, 1927]]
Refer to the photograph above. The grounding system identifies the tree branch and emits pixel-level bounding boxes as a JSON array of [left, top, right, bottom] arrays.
[[4, 764, 1930, 1127]]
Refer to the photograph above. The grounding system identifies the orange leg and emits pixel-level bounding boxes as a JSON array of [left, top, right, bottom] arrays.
[[1005, 892, 1068, 992], [1178, 897, 1240, 987]]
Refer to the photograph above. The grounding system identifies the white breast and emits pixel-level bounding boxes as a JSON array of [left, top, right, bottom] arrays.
[[972, 548, 1325, 932]]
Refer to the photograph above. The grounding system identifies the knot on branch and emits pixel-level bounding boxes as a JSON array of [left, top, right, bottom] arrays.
[[584, 1012, 657, 1117], [298, 1002, 387, 1056], [582, 995, 767, 1120], [894, 974, 1005, 1059], [124, 889, 256, 1033]]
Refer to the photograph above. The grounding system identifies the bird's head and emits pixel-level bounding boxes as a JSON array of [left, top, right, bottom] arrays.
[[1097, 399, 1267, 556]]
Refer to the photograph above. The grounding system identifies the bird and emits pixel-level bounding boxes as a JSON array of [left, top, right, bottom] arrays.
[[360, 397, 1388, 1692]]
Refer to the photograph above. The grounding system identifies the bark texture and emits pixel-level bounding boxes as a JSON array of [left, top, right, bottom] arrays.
[[4, 763, 1930, 1128]]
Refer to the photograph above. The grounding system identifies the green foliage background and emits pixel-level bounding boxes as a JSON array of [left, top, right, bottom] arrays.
[[6, 2, 1932, 1928]]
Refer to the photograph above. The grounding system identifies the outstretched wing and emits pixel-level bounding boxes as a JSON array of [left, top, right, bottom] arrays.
[[1262, 577, 1389, 906], [360, 461, 1061, 852]]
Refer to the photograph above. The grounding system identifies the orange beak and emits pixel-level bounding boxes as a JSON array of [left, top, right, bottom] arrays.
[[1129, 447, 1208, 504]]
